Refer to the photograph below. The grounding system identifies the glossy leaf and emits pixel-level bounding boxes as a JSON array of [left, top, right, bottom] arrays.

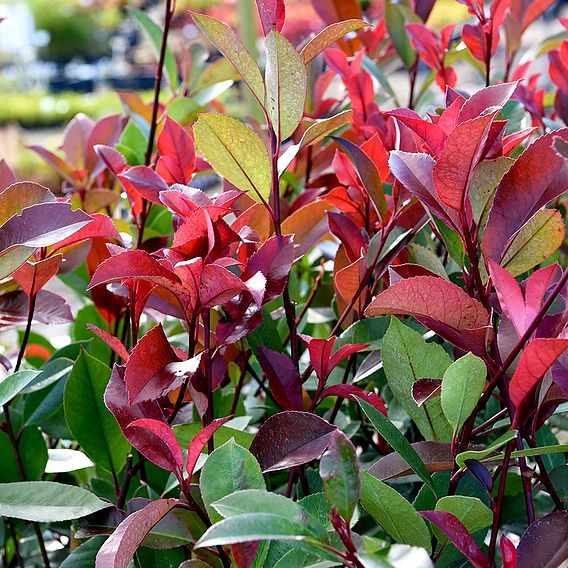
[[0, 370, 41, 406], [64, 351, 130, 475], [258, 347, 302, 411], [0, 481, 109, 522], [434, 496, 492, 541], [319, 430, 361, 523], [250, 411, 337, 472], [361, 473, 432, 553], [200, 439, 265, 523], [441, 353, 487, 433], [517, 510, 568, 568], [357, 398, 436, 494]]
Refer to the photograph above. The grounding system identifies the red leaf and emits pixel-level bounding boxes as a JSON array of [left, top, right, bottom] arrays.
[[125, 324, 182, 404], [118, 166, 169, 205], [125, 419, 184, 482], [434, 109, 500, 211], [321, 384, 386, 414], [51, 213, 121, 253], [87, 250, 186, 300], [419, 510, 490, 568], [95, 499, 179, 568], [156, 117, 196, 185], [458, 82, 517, 123], [241, 234, 294, 304], [87, 324, 129, 362], [94, 144, 127, 175], [500, 534, 518, 568], [482, 130, 568, 262], [509, 338, 568, 408], [13, 255, 62, 296], [198, 263, 248, 308], [258, 347, 302, 411], [365, 276, 491, 356], [0, 159, 16, 191], [255, 0, 285, 35], [186, 416, 232, 479], [327, 212, 366, 263], [411, 379, 442, 406], [250, 411, 337, 472]]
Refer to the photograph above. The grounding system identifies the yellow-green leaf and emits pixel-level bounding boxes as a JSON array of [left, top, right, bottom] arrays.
[[193, 114, 271, 203], [265, 31, 307, 140], [191, 13, 265, 105], [501, 209, 565, 277], [300, 20, 369, 64]]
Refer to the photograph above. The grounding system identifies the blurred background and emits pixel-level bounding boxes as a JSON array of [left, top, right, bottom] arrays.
[[0, 0, 563, 189]]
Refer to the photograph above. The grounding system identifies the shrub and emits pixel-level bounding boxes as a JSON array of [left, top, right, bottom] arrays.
[[1, 0, 568, 567]]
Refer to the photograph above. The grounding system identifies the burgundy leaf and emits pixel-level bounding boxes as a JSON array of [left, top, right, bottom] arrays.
[[482, 130, 568, 262], [104, 365, 164, 431], [328, 211, 366, 263], [95, 499, 179, 568], [156, 117, 196, 185], [186, 416, 232, 479], [457, 82, 516, 123], [0, 202, 92, 250], [509, 338, 568, 409], [411, 379, 442, 406], [255, 0, 285, 35], [257, 347, 302, 411], [94, 144, 127, 175], [368, 441, 453, 480], [419, 510, 490, 568], [0, 159, 16, 191], [250, 411, 337, 472], [125, 419, 184, 482], [517, 511, 568, 568], [465, 459, 493, 493]]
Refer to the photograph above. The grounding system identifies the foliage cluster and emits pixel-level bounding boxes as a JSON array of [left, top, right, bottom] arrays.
[[1, 0, 568, 567]]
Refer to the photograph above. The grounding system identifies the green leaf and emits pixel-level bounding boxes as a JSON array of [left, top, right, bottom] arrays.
[[195, 513, 316, 549], [434, 218, 465, 266], [64, 350, 130, 475], [483, 443, 568, 463], [173, 422, 253, 453], [0, 427, 47, 483], [335, 316, 389, 351], [361, 473, 432, 553], [385, 0, 416, 69], [193, 113, 271, 204], [501, 209, 565, 277], [441, 353, 487, 433], [0, 481, 110, 522], [212, 490, 326, 540], [456, 430, 518, 469], [319, 431, 361, 523], [200, 439, 265, 523], [381, 318, 453, 441], [434, 496, 492, 544], [469, 157, 513, 226], [0, 370, 40, 406], [278, 110, 352, 174], [191, 13, 265, 105], [117, 121, 147, 166], [60, 536, 106, 568], [265, 31, 307, 141], [246, 306, 283, 356], [129, 8, 178, 92], [357, 397, 436, 495], [408, 243, 448, 280]]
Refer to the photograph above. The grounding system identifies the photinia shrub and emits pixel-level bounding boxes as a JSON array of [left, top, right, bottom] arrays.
[[1, 0, 568, 566]]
